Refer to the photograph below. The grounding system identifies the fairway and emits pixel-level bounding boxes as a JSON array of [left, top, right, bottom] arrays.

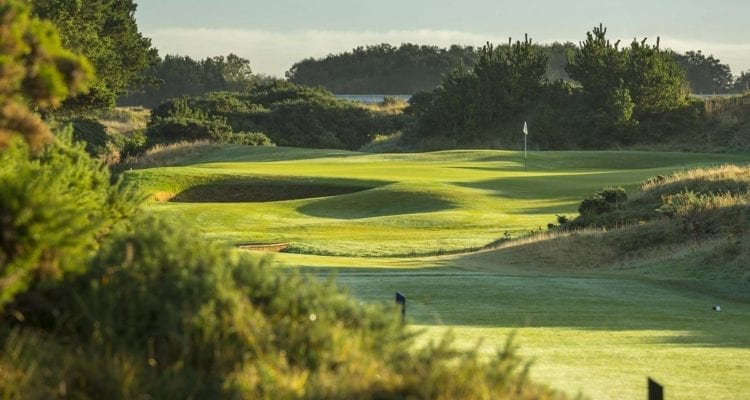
[[126, 146, 750, 256], [127, 146, 750, 399]]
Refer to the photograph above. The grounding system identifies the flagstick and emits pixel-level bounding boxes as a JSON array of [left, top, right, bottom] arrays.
[[524, 134, 527, 171]]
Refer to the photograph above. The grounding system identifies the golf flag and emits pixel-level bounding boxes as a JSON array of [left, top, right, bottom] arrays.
[[523, 121, 528, 135]]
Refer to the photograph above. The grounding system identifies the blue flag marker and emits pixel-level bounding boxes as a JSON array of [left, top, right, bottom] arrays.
[[395, 292, 406, 323]]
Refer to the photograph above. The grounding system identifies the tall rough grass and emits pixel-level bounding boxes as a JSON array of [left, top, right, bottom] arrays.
[[118, 140, 224, 170]]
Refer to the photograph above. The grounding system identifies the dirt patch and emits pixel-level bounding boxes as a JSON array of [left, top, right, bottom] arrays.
[[237, 243, 289, 252]]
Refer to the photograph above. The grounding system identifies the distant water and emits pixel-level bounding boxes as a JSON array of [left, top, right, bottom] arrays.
[[335, 94, 411, 104]]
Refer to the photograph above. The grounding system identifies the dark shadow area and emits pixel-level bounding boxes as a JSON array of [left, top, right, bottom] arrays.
[[287, 266, 750, 349], [454, 170, 655, 201], [192, 145, 366, 164], [171, 178, 382, 203], [297, 188, 457, 219]]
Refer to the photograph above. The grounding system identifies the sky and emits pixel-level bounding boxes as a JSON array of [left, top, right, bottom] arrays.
[[135, 0, 750, 77]]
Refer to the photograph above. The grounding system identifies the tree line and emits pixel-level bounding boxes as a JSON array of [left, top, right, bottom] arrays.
[[287, 42, 749, 96], [405, 25, 750, 151]]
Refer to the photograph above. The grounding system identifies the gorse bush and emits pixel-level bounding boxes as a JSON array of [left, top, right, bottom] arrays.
[[0, 131, 138, 307], [224, 131, 274, 146], [2, 215, 566, 399], [146, 97, 274, 148], [148, 82, 399, 150], [0, 0, 93, 150]]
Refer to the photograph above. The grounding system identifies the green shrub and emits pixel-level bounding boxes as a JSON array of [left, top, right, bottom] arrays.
[[0, 132, 138, 308], [147, 83, 398, 150], [3, 215, 564, 399], [223, 131, 274, 146], [120, 129, 148, 159], [69, 117, 109, 154], [578, 187, 627, 216], [146, 116, 233, 146]]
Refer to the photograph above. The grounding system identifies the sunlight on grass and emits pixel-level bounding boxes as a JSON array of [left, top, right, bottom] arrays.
[[125, 147, 750, 256], [126, 146, 750, 398]]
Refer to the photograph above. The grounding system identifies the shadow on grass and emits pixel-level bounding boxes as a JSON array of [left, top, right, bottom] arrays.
[[453, 170, 660, 201], [297, 188, 458, 219], [171, 177, 385, 203], [293, 266, 750, 349]]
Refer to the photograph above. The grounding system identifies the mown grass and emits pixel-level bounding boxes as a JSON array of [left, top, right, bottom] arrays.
[[124, 147, 750, 256], [128, 146, 750, 399]]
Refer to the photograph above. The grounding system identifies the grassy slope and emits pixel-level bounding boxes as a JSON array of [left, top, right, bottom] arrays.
[[124, 146, 749, 256], [128, 146, 750, 399]]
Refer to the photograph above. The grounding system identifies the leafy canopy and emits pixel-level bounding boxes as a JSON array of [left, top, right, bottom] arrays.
[[29, 0, 158, 109]]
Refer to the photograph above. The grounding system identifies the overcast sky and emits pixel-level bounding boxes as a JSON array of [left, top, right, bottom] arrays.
[[135, 0, 750, 77]]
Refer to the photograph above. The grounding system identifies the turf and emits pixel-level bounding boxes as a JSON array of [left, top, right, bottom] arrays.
[[328, 269, 750, 400], [127, 145, 750, 399], [124, 146, 750, 256]]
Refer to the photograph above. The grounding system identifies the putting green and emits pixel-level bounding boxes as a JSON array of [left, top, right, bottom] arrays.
[[127, 146, 750, 399]]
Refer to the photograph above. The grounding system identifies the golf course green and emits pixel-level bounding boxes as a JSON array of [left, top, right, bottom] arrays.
[[125, 146, 750, 399]]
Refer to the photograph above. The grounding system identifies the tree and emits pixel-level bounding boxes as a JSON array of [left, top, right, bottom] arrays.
[[671, 51, 734, 94], [624, 38, 689, 116], [415, 37, 548, 142], [29, 0, 158, 109], [0, 0, 93, 149], [566, 25, 688, 120], [119, 54, 258, 108], [566, 24, 627, 103], [734, 70, 750, 93]]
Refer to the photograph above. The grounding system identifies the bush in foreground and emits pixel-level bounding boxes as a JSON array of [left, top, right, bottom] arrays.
[[2, 213, 565, 399]]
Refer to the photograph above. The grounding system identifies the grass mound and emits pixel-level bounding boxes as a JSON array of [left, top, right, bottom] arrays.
[[298, 185, 457, 219], [465, 164, 750, 288]]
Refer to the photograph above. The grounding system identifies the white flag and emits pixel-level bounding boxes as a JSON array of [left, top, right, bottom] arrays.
[[523, 121, 528, 135]]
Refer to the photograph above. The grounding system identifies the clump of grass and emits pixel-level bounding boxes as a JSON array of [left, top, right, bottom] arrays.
[[359, 131, 405, 153], [95, 107, 151, 136], [359, 97, 409, 115], [530, 165, 750, 279], [119, 140, 224, 169]]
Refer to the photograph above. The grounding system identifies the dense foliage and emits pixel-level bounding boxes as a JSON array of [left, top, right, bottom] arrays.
[[29, 0, 157, 110], [148, 83, 400, 150], [734, 70, 750, 93], [408, 37, 552, 147], [566, 25, 690, 119], [119, 54, 268, 108], [287, 42, 578, 95], [671, 50, 734, 94], [287, 43, 479, 94], [0, 0, 93, 149], [405, 26, 720, 150], [286, 40, 744, 99]]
